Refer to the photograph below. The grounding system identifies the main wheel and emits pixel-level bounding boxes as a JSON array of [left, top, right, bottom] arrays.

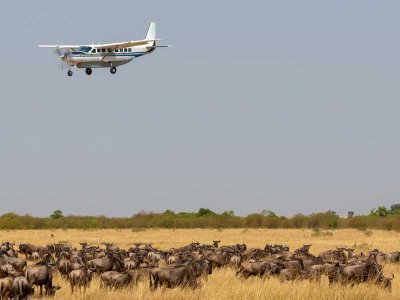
[[110, 66, 117, 74], [85, 68, 92, 75], [67, 70, 73, 77]]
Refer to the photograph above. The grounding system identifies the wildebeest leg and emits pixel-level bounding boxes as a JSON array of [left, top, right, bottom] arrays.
[[235, 267, 243, 278], [40, 285, 43, 295], [149, 273, 154, 290]]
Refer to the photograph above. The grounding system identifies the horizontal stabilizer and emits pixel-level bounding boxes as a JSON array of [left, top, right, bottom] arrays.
[[146, 45, 173, 49]]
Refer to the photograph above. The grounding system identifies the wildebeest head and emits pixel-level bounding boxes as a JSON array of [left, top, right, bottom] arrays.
[[379, 273, 394, 291], [19, 243, 28, 253], [45, 285, 61, 296], [212, 240, 221, 248], [1, 264, 16, 276], [46, 244, 56, 253], [88, 267, 96, 276], [42, 253, 56, 265]]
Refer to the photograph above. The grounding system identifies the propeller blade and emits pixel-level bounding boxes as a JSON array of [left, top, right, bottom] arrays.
[[52, 49, 71, 71]]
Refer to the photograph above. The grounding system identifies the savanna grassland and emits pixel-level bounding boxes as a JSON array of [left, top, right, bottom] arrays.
[[2, 228, 400, 299]]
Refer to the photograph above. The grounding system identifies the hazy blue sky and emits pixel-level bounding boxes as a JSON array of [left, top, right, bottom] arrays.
[[1, 1, 399, 217]]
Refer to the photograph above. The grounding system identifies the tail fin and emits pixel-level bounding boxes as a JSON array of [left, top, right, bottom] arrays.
[[146, 22, 156, 40]]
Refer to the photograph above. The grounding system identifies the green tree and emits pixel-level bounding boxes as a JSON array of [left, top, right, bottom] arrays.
[[50, 210, 64, 219], [197, 208, 216, 217], [261, 210, 277, 217], [370, 206, 389, 217], [222, 210, 235, 217], [390, 204, 400, 214], [326, 210, 339, 228]]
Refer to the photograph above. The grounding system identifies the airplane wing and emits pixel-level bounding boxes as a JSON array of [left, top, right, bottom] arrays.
[[94, 39, 159, 49], [38, 45, 80, 49], [39, 39, 160, 50]]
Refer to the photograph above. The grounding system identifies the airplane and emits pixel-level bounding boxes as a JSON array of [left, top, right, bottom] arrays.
[[39, 22, 170, 76]]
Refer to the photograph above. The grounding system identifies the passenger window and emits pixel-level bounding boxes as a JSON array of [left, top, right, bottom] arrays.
[[97, 49, 100, 53], [128, 48, 132, 52], [124, 48, 127, 52], [102, 49, 106, 53], [115, 49, 118, 52]]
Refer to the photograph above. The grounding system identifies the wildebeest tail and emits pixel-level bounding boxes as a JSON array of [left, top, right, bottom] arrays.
[[18, 280, 23, 297], [235, 266, 243, 277], [149, 272, 156, 290]]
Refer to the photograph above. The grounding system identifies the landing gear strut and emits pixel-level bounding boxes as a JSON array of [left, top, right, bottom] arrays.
[[110, 66, 117, 74], [85, 68, 92, 75], [67, 70, 73, 77]]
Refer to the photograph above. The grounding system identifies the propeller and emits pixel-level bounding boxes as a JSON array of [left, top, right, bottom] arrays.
[[53, 48, 72, 71]]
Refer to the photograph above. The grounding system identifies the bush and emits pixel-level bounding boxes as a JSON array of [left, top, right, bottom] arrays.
[[1, 205, 400, 230]]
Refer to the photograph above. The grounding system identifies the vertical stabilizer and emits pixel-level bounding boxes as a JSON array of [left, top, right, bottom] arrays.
[[146, 22, 156, 40]]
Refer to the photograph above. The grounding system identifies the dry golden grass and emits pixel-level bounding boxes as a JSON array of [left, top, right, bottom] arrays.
[[2, 228, 400, 299]]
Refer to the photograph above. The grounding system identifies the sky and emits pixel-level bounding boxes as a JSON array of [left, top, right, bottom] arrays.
[[1, 1, 399, 217]]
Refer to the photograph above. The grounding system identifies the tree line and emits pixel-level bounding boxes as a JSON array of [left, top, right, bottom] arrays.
[[0, 205, 400, 230]]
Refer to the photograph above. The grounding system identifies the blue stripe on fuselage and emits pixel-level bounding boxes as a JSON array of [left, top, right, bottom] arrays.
[[71, 53, 146, 58]]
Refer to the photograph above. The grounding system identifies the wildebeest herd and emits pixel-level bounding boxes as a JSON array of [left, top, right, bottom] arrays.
[[0, 240, 397, 299]]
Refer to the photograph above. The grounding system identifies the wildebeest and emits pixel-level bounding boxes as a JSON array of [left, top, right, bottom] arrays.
[[236, 261, 281, 279], [279, 268, 308, 281], [319, 249, 347, 264], [26, 262, 54, 296], [19, 244, 44, 259], [332, 255, 393, 290], [281, 258, 304, 270], [302, 256, 325, 270], [124, 257, 137, 270], [11, 276, 34, 300], [69, 267, 94, 294], [100, 270, 141, 289], [384, 251, 400, 263], [0, 276, 13, 299], [149, 265, 199, 290], [1, 242, 17, 258], [87, 253, 123, 273], [102, 243, 120, 253], [0, 255, 26, 272], [57, 257, 72, 277], [229, 255, 241, 269], [207, 253, 228, 268], [309, 263, 338, 282]]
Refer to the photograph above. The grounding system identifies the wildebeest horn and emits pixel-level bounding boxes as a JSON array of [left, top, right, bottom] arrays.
[[391, 273, 394, 279]]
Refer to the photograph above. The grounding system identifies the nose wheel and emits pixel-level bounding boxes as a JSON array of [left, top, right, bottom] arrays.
[[110, 66, 117, 74], [67, 70, 73, 77], [85, 68, 92, 75]]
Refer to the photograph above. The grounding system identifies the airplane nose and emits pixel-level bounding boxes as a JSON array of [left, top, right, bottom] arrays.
[[60, 54, 69, 61]]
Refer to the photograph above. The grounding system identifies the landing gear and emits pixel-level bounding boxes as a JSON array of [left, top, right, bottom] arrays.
[[110, 66, 117, 74], [85, 68, 92, 75], [67, 70, 73, 77]]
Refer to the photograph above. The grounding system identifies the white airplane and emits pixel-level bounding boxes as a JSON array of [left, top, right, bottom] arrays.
[[39, 22, 169, 76]]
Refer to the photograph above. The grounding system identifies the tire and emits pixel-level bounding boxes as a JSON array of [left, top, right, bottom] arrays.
[[110, 66, 117, 74], [67, 70, 73, 77], [85, 68, 92, 75]]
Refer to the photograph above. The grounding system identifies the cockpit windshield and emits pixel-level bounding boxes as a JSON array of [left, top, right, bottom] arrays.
[[73, 46, 92, 54]]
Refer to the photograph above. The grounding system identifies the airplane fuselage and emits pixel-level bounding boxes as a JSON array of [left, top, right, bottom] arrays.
[[67, 45, 154, 68]]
